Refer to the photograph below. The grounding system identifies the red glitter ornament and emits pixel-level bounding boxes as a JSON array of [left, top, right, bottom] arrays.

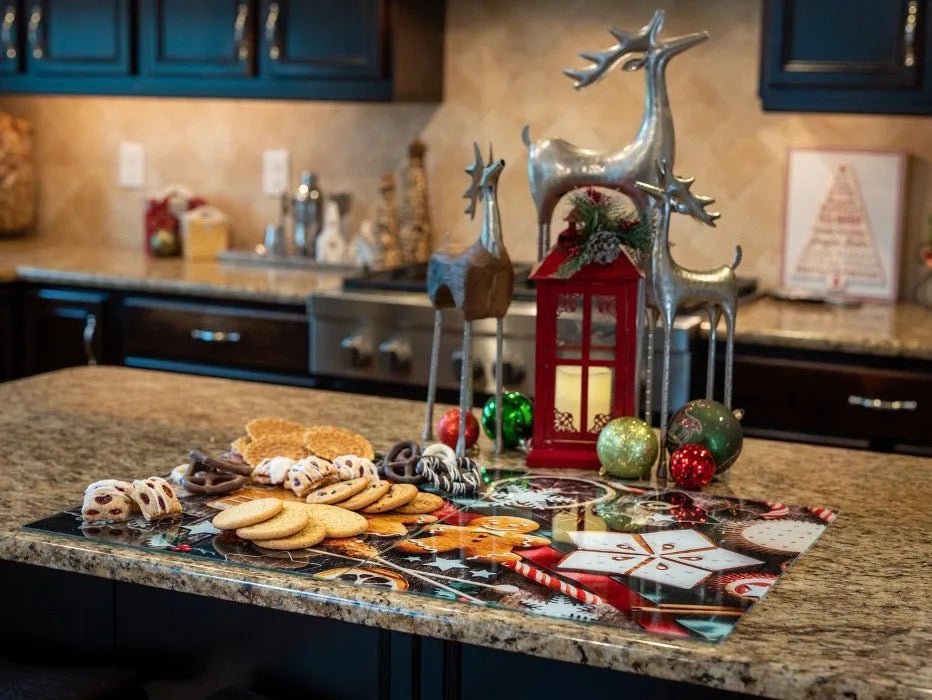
[[437, 409, 479, 450], [669, 444, 716, 490]]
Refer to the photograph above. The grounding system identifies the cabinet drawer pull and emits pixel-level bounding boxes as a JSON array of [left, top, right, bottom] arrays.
[[265, 2, 280, 60], [190, 328, 241, 344], [26, 4, 41, 59], [1, 5, 16, 60], [83, 313, 97, 366], [848, 394, 918, 412], [904, 0, 918, 67], [233, 2, 250, 63]]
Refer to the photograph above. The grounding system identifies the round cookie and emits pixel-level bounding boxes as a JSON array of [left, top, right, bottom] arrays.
[[394, 492, 444, 515], [212, 498, 283, 530], [362, 484, 419, 514], [242, 435, 307, 467], [335, 480, 391, 511], [305, 477, 370, 505], [254, 519, 327, 550], [246, 417, 306, 439], [235, 502, 308, 541], [302, 504, 368, 538], [304, 426, 375, 461]]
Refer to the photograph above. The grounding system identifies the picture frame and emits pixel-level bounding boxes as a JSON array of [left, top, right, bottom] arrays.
[[780, 148, 906, 302]]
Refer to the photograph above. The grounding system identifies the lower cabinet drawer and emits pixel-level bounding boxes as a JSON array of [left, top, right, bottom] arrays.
[[122, 297, 309, 375], [732, 354, 932, 447]]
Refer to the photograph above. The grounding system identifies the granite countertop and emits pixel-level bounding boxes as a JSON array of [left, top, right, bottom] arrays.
[[0, 241, 344, 304], [1, 367, 929, 699], [714, 296, 932, 361]]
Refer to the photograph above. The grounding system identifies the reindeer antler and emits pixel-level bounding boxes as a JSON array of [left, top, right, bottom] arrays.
[[563, 10, 664, 89], [463, 142, 484, 219], [636, 159, 721, 227]]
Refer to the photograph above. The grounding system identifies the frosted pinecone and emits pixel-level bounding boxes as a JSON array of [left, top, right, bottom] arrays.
[[589, 230, 621, 265]]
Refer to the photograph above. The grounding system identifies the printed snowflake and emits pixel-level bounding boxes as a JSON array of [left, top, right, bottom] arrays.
[[522, 594, 599, 622], [558, 529, 763, 590], [489, 485, 575, 509]]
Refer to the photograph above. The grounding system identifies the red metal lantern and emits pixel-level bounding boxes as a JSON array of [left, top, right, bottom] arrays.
[[526, 246, 642, 469]]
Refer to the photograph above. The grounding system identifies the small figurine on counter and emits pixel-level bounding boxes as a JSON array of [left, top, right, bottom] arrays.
[[315, 199, 347, 264], [354, 219, 378, 268]]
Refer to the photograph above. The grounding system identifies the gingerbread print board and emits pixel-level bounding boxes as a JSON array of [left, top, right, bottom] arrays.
[[25, 469, 836, 643]]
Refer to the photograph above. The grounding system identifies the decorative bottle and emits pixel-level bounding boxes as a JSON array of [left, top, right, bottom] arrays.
[[397, 140, 433, 263], [374, 172, 403, 268]]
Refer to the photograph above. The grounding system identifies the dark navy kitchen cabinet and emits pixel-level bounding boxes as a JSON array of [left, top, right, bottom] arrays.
[[23, 0, 131, 77], [138, 0, 256, 79], [760, 0, 932, 114], [0, 3, 21, 76], [259, 0, 384, 81]]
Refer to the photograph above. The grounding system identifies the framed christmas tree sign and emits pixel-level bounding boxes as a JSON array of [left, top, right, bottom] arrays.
[[781, 148, 906, 302]]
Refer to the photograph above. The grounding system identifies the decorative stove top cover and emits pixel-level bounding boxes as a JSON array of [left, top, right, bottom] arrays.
[[26, 470, 835, 643]]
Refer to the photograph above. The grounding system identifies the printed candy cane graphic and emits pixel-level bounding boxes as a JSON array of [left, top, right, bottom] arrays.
[[501, 560, 604, 606]]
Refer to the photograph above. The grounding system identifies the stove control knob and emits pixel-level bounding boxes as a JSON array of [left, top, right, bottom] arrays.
[[494, 360, 527, 387], [379, 337, 412, 374], [451, 351, 484, 382], [341, 334, 373, 368]]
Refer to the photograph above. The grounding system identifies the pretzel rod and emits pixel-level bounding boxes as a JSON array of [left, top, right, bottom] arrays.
[[502, 560, 604, 606]]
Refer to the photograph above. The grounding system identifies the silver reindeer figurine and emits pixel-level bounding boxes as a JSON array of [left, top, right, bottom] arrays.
[[636, 161, 740, 477], [524, 9, 709, 260], [423, 144, 513, 457]]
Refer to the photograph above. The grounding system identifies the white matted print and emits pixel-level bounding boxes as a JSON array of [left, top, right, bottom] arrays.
[[781, 149, 906, 301]]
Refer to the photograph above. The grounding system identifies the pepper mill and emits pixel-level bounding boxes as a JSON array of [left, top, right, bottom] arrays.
[[397, 140, 433, 263], [292, 171, 322, 256]]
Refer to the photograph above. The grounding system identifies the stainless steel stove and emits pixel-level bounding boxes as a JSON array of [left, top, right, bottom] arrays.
[[307, 264, 753, 408]]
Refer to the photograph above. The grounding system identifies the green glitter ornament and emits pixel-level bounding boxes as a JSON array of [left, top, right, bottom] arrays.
[[665, 399, 744, 473], [481, 391, 533, 449], [596, 417, 658, 480]]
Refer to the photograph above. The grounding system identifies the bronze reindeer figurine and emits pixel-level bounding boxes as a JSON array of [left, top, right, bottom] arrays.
[[523, 9, 708, 260], [424, 144, 513, 456], [636, 161, 741, 476]]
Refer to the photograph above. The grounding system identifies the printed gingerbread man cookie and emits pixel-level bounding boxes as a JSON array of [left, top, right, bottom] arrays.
[[395, 519, 550, 563]]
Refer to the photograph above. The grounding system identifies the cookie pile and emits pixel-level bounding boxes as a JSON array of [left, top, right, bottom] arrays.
[[211, 497, 368, 551], [82, 477, 182, 523]]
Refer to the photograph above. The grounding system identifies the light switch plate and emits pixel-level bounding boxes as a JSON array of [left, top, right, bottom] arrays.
[[118, 142, 145, 189], [263, 149, 290, 196]]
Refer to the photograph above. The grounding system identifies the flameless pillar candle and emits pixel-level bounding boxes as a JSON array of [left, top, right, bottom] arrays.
[[554, 366, 613, 432]]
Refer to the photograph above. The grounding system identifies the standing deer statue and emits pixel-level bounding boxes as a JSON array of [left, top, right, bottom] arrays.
[[423, 144, 513, 457], [636, 160, 741, 476], [523, 9, 709, 260]]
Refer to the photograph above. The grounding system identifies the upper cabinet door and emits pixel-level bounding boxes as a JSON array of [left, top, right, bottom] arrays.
[[139, 0, 256, 78], [760, 0, 932, 114], [0, 3, 22, 76], [259, 0, 385, 80], [23, 0, 130, 76]]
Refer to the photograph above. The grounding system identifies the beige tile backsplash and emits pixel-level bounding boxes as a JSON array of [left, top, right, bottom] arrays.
[[1, 0, 930, 296]]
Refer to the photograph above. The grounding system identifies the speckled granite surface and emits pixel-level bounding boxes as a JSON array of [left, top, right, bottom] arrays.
[[0, 241, 343, 304], [0, 367, 929, 698], [714, 296, 932, 360]]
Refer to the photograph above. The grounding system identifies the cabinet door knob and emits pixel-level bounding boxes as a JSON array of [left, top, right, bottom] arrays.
[[26, 4, 42, 60], [233, 3, 251, 65], [265, 2, 281, 60], [904, 0, 918, 67], [83, 313, 97, 366], [848, 394, 918, 412], [1, 5, 16, 60], [190, 328, 241, 343]]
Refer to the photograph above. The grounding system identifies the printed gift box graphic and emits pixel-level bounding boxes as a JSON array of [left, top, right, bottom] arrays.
[[558, 529, 763, 589]]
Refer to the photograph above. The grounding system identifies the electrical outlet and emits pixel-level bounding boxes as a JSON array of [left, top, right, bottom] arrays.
[[118, 142, 145, 189], [263, 149, 290, 196]]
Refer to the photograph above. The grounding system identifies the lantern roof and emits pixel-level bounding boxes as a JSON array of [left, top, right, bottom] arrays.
[[530, 245, 644, 283]]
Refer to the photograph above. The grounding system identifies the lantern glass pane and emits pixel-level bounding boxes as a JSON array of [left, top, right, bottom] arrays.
[[553, 365, 614, 435], [590, 294, 617, 361], [555, 292, 583, 359], [588, 367, 614, 433]]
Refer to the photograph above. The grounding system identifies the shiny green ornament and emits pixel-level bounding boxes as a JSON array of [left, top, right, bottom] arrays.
[[596, 417, 658, 480], [666, 399, 744, 473], [481, 391, 533, 449]]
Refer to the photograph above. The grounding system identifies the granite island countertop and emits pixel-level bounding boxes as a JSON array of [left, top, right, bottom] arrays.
[[0, 366, 929, 699], [0, 241, 344, 304]]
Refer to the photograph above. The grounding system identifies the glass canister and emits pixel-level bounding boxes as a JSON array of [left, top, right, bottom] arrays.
[[0, 112, 35, 237]]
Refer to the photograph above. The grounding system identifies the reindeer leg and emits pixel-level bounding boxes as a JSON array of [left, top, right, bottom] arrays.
[[538, 220, 551, 261], [658, 315, 673, 482], [456, 321, 472, 458], [423, 309, 442, 442], [643, 306, 658, 425], [494, 316, 504, 455], [706, 304, 720, 401], [723, 302, 736, 409]]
